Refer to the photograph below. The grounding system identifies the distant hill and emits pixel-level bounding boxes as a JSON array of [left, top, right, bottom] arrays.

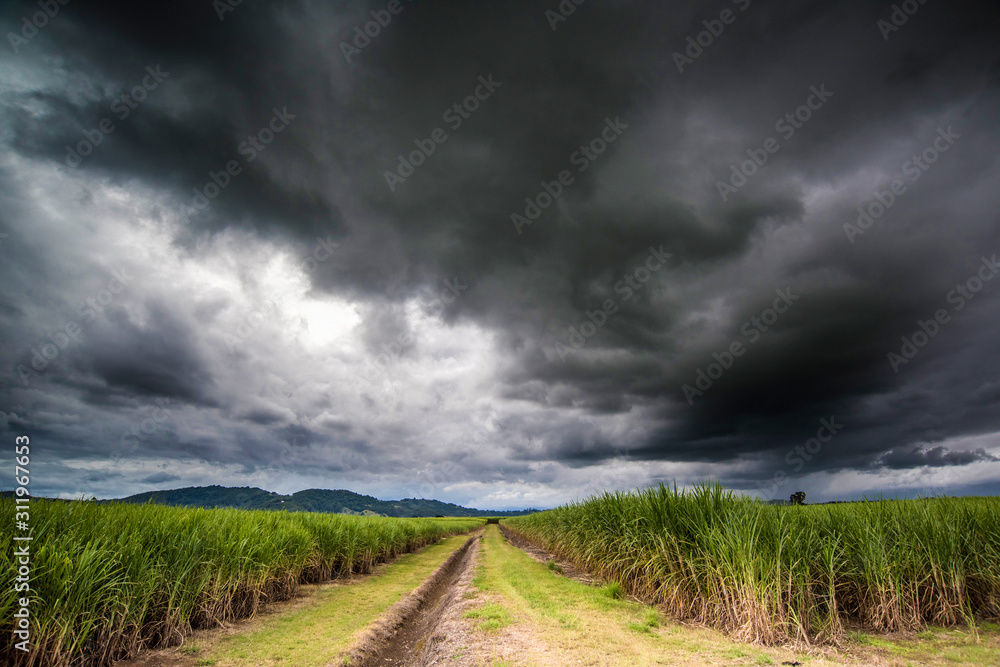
[[105, 485, 538, 517]]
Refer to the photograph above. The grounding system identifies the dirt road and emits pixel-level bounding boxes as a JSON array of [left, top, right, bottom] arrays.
[[352, 525, 1000, 667], [116, 525, 1000, 667], [351, 533, 482, 666]]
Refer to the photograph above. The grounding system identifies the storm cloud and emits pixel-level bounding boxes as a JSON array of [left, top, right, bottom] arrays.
[[1, 0, 999, 508]]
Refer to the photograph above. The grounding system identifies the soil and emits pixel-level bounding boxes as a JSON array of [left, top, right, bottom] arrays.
[[351, 526, 557, 666], [348, 533, 483, 666], [414, 531, 556, 666]]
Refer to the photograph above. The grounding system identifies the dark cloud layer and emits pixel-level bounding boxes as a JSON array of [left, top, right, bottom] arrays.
[[1, 0, 999, 507], [879, 445, 999, 469]]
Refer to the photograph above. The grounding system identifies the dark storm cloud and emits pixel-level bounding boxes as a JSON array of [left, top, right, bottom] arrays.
[[65, 303, 217, 406], [878, 444, 999, 469], [358, 302, 413, 358], [241, 408, 286, 426], [2, 0, 1000, 503], [138, 471, 180, 484], [3, 0, 344, 241]]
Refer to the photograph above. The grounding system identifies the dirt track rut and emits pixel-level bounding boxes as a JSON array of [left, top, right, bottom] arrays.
[[349, 532, 482, 666]]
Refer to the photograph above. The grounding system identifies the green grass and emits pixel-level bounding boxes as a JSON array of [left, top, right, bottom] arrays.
[[504, 482, 1000, 645], [601, 581, 625, 600], [475, 526, 663, 654], [0, 499, 480, 666], [204, 533, 473, 666], [475, 525, 823, 666], [626, 609, 660, 635], [848, 625, 1000, 665], [464, 602, 514, 632]]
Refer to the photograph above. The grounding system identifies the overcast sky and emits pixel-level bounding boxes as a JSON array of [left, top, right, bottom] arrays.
[[1, 0, 999, 509]]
